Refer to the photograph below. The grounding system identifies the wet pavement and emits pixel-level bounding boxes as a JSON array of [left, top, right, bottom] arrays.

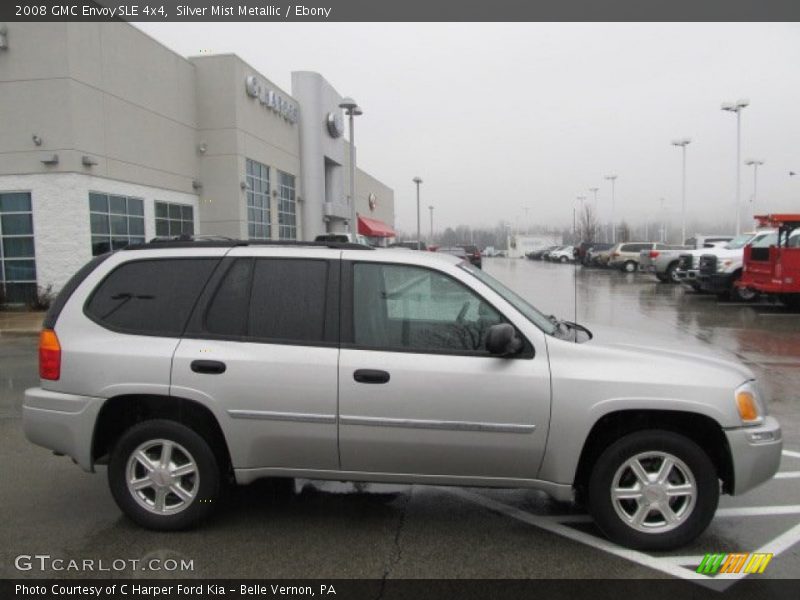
[[0, 258, 798, 587]]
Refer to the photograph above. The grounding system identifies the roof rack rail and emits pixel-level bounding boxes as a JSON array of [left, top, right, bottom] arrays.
[[124, 235, 374, 251]]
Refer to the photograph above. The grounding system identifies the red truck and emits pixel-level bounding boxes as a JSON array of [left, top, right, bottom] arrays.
[[737, 214, 800, 309]]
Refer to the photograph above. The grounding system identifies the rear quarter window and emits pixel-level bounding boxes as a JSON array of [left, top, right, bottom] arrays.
[[84, 258, 219, 336]]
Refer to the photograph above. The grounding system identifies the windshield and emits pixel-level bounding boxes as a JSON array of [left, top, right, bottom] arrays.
[[751, 232, 778, 248], [724, 233, 756, 250], [459, 263, 558, 335]]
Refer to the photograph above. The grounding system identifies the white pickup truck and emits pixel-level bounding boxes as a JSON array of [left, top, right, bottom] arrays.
[[696, 230, 777, 300], [643, 235, 732, 284]]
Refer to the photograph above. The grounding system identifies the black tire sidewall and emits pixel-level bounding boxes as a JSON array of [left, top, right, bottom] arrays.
[[588, 430, 719, 551], [108, 419, 221, 531]]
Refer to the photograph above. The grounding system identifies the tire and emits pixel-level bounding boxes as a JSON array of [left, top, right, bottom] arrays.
[[588, 430, 719, 551], [560, 256, 568, 263], [655, 273, 669, 283], [730, 274, 757, 302], [108, 419, 221, 531], [623, 261, 637, 273], [666, 262, 681, 284]]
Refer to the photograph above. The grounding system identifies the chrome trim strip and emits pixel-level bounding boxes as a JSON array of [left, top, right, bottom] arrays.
[[339, 415, 535, 434], [227, 410, 336, 424]]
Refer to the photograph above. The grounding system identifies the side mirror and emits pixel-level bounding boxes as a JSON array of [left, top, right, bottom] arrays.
[[485, 323, 523, 356]]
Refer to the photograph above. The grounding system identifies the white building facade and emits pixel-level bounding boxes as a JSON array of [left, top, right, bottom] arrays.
[[0, 22, 395, 303]]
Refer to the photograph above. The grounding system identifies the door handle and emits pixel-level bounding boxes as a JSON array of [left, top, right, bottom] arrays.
[[353, 369, 390, 384], [191, 360, 227, 375]]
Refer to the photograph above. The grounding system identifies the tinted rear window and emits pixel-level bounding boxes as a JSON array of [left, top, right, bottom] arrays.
[[85, 258, 218, 336], [203, 258, 331, 344]]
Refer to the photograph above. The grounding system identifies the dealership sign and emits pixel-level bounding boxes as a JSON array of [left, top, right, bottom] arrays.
[[245, 76, 298, 124]]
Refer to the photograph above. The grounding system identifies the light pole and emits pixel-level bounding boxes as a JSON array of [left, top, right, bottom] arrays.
[[605, 175, 618, 243], [721, 99, 749, 235], [413, 177, 423, 250], [744, 159, 764, 220], [428, 205, 434, 244], [339, 97, 363, 236], [671, 138, 691, 244]]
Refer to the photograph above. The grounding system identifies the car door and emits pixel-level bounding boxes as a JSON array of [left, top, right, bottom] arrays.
[[337, 257, 552, 480], [171, 249, 340, 471]]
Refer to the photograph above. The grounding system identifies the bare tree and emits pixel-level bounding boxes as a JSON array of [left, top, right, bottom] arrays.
[[618, 221, 632, 242], [578, 204, 601, 242]]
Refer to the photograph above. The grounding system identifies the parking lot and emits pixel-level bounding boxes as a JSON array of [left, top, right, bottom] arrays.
[[1, 257, 798, 590]]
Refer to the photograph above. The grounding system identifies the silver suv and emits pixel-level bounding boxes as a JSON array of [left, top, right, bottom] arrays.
[[23, 240, 782, 550]]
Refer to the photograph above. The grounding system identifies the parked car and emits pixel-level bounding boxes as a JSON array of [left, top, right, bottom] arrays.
[[676, 233, 761, 292], [696, 230, 777, 301], [24, 238, 781, 549], [549, 246, 575, 263], [459, 244, 483, 269], [684, 234, 735, 249], [589, 244, 616, 267], [581, 243, 614, 266], [641, 242, 726, 284], [607, 242, 660, 272], [314, 233, 369, 245], [575, 241, 603, 265], [389, 240, 427, 251], [437, 246, 470, 262], [737, 214, 800, 309], [530, 245, 560, 260]]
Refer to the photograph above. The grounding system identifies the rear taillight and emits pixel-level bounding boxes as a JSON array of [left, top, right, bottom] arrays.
[[39, 329, 61, 380], [612, 252, 620, 257], [649, 251, 660, 258]]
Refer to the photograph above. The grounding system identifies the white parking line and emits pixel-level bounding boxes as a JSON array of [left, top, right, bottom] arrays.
[[774, 471, 800, 479], [782, 450, 800, 459], [716, 505, 800, 517], [448, 489, 800, 591], [445, 488, 726, 589]]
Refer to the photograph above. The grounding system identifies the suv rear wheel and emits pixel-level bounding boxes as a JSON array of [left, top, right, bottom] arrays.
[[623, 261, 637, 273], [108, 419, 221, 530], [588, 430, 718, 550]]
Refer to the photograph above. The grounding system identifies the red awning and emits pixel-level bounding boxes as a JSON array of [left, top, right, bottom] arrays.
[[358, 215, 396, 238]]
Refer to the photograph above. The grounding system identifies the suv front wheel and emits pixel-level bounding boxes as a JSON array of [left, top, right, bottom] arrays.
[[588, 430, 719, 550], [108, 419, 221, 530]]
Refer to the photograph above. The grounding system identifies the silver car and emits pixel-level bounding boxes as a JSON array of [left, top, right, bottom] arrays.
[[23, 240, 782, 550]]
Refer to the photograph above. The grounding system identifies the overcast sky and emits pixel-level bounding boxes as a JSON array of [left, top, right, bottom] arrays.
[[136, 22, 800, 233]]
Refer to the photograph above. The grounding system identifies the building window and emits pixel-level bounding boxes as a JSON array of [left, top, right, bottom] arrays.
[[155, 201, 194, 238], [0, 192, 37, 304], [278, 171, 297, 240], [246, 159, 270, 240], [89, 192, 145, 256]]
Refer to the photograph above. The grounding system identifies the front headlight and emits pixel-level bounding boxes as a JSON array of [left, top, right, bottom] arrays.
[[735, 382, 765, 425], [717, 259, 733, 272]]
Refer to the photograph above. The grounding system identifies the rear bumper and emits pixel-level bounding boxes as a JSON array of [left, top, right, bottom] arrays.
[[725, 416, 783, 495], [23, 387, 105, 472]]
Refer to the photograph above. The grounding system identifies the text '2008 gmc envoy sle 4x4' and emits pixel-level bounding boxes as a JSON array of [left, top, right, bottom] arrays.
[[23, 240, 781, 550]]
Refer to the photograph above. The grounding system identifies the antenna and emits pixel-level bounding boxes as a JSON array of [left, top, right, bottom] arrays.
[[573, 205, 578, 342]]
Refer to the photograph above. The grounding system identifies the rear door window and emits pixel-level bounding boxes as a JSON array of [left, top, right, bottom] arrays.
[[203, 258, 334, 344], [85, 258, 219, 336]]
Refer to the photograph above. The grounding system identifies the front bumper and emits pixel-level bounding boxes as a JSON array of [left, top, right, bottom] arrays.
[[698, 272, 735, 294], [23, 387, 106, 472], [725, 416, 783, 495]]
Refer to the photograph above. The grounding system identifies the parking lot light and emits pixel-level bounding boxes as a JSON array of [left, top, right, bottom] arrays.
[[671, 138, 691, 245], [413, 176, 423, 250], [721, 99, 749, 235], [744, 159, 764, 220], [604, 175, 618, 243]]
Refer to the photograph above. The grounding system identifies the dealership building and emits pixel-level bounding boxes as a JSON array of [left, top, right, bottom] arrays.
[[0, 22, 395, 303]]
